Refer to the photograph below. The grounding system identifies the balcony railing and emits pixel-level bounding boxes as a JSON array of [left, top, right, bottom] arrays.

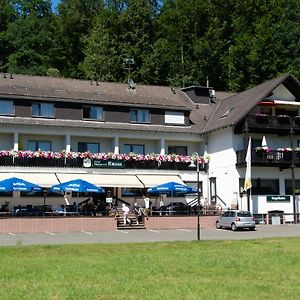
[[236, 149, 300, 168], [235, 114, 300, 134], [0, 154, 207, 171]]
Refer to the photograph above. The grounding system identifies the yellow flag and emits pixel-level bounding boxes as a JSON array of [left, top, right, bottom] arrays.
[[244, 138, 252, 190]]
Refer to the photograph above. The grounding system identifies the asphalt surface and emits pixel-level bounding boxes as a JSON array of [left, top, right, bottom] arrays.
[[0, 224, 299, 246]]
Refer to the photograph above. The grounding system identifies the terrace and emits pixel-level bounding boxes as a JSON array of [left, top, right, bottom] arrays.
[[0, 150, 208, 171]]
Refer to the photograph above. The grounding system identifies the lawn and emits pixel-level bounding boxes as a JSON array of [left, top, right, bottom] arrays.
[[0, 238, 300, 299]]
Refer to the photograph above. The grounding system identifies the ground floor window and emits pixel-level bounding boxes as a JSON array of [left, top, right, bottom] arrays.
[[0, 191, 12, 197], [285, 180, 300, 195], [239, 178, 279, 195], [185, 181, 203, 196], [122, 188, 145, 197]]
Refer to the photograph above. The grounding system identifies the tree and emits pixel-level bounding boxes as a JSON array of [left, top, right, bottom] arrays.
[[82, 0, 158, 83], [0, 0, 16, 72], [5, 0, 56, 75], [55, 0, 104, 78]]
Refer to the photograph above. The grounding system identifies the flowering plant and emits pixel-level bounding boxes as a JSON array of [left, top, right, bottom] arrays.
[[277, 147, 292, 152], [255, 146, 272, 153], [255, 113, 268, 117], [0, 150, 208, 164]]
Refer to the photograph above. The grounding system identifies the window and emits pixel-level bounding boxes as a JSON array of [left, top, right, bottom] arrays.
[[83, 106, 103, 120], [130, 109, 150, 123], [28, 140, 51, 151], [32, 103, 54, 117], [285, 180, 300, 195], [0, 99, 14, 115], [78, 142, 100, 153], [165, 111, 185, 124], [123, 144, 145, 154], [252, 139, 263, 149], [168, 146, 187, 156], [220, 106, 236, 119], [122, 188, 144, 197], [185, 182, 203, 196], [0, 191, 12, 197], [239, 178, 279, 195]]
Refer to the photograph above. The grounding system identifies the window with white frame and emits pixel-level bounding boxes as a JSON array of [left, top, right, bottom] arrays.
[[78, 142, 100, 153], [0, 99, 14, 115], [168, 146, 187, 156], [123, 144, 145, 154], [83, 106, 103, 120], [130, 109, 150, 123], [32, 102, 54, 117], [28, 140, 51, 151], [165, 111, 185, 124]]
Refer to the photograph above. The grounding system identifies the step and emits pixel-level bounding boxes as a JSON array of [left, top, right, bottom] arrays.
[[117, 225, 146, 230]]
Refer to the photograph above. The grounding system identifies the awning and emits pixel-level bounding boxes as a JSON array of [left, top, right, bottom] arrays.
[[136, 174, 184, 187], [0, 172, 59, 187], [273, 100, 300, 106], [55, 173, 144, 188]]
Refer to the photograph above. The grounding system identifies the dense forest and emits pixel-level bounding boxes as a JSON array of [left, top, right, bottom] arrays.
[[0, 0, 299, 91]]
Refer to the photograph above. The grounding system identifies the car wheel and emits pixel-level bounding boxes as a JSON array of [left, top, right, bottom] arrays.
[[216, 221, 221, 229], [231, 223, 237, 231]]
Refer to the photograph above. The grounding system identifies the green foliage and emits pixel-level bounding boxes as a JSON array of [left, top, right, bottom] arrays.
[[1, 0, 299, 89], [46, 67, 60, 77], [55, 0, 104, 78], [5, 5, 57, 75], [0, 238, 300, 299]]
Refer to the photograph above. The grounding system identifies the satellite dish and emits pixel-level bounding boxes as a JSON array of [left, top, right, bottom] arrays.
[[128, 77, 136, 89]]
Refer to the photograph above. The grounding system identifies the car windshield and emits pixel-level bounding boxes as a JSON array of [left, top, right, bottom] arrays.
[[237, 212, 252, 217]]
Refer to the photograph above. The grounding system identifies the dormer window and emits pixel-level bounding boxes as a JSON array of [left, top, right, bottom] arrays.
[[0, 99, 14, 115], [83, 106, 103, 120], [32, 102, 54, 118], [130, 109, 150, 123]]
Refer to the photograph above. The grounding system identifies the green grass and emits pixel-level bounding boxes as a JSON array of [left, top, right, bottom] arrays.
[[1, 238, 300, 299]]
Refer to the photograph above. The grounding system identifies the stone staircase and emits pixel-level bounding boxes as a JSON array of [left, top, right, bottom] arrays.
[[116, 209, 145, 230]]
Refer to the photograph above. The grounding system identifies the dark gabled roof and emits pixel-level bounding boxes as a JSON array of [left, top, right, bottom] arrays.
[[202, 74, 300, 133], [182, 89, 235, 131], [0, 73, 191, 111]]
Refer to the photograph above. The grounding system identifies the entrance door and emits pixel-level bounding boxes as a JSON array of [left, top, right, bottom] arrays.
[[210, 177, 217, 205]]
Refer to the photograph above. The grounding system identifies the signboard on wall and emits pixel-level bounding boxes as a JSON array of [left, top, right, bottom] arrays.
[[266, 195, 290, 202], [83, 159, 125, 168], [93, 160, 125, 168]]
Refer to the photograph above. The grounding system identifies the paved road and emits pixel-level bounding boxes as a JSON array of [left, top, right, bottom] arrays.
[[0, 225, 299, 246]]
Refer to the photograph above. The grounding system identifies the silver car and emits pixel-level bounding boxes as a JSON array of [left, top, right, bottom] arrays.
[[216, 210, 256, 231]]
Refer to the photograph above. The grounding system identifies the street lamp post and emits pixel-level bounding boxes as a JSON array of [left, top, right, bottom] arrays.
[[189, 153, 201, 241], [43, 188, 47, 215]]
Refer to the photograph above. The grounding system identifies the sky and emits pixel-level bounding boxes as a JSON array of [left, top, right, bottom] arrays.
[[51, 0, 61, 11]]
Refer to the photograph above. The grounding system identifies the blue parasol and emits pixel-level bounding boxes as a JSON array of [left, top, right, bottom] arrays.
[[0, 177, 42, 192], [147, 181, 197, 195], [50, 179, 105, 193]]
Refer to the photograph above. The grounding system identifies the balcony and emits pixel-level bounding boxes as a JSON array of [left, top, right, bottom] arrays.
[[235, 114, 300, 134], [0, 151, 207, 171], [236, 149, 300, 168]]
